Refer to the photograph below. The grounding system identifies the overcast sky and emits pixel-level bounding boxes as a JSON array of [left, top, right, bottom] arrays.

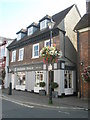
[[0, 0, 86, 39]]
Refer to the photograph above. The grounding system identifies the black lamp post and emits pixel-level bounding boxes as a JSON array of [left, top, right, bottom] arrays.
[[7, 66, 13, 95], [48, 20, 55, 104]]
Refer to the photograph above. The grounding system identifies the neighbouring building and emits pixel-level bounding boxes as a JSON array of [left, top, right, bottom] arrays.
[[74, 0, 90, 98], [7, 5, 81, 96], [0, 36, 13, 88]]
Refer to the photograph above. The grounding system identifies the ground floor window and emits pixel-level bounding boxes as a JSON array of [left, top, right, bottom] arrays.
[[64, 70, 72, 88], [35, 71, 44, 87], [17, 72, 26, 85]]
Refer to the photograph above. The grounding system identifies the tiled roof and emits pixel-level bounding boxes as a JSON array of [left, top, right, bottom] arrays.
[[52, 5, 74, 27], [74, 13, 90, 30], [27, 22, 39, 28], [39, 15, 52, 22], [16, 29, 27, 34], [7, 5, 74, 50]]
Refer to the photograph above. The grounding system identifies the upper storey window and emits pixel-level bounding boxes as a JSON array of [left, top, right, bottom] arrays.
[[18, 48, 24, 61], [28, 27, 33, 36], [40, 20, 47, 30], [32, 43, 39, 58], [11, 50, 16, 62], [16, 29, 26, 41], [39, 15, 51, 30], [17, 33, 21, 41], [27, 22, 38, 36]]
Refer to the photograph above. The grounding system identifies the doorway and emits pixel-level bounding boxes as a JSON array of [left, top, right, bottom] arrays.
[[64, 70, 73, 95]]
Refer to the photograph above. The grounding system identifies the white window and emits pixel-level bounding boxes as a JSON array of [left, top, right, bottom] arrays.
[[11, 50, 16, 62], [44, 40, 50, 47], [32, 43, 39, 58], [40, 19, 47, 30], [35, 71, 44, 87], [28, 27, 33, 36], [18, 48, 24, 61], [17, 72, 26, 85], [64, 71, 72, 88], [17, 33, 21, 41], [1, 46, 5, 58]]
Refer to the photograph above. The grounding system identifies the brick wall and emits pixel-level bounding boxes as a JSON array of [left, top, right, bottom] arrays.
[[9, 35, 60, 67], [79, 30, 90, 98]]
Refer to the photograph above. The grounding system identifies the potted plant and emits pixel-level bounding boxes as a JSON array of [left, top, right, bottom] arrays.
[[40, 82, 46, 87], [39, 82, 46, 96], [81, 66, 90, 82], [51, 82, 59, 98]]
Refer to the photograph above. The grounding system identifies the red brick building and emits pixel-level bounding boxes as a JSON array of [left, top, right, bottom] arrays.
[[74, 0, 90, 99], [7, 5, 80, 96], [0, 36, 13, 87]]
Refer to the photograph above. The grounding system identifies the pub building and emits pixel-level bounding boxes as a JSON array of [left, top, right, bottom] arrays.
[[7, 5, 81, 96]]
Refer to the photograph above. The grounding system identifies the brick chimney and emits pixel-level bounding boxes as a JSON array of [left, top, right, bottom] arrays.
[[86, 0, 90, 13]]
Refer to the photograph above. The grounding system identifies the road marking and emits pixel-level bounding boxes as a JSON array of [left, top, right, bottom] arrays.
[[58, 110, 70, 115], [2, 97, 34, 109], [1, 95, 86, 110]]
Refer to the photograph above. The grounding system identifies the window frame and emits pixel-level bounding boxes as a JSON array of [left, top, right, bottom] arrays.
[[40, 19, 47, 30], [18, 48, 24, 61], [44, 39, 50, 47], [35, 71, 44, 87], [32, 43, 39, 58], [11, 50, 16, 62], [28, 26, 33, 36], [1, 45, 5, 58], [64, 70, 72, 89], [17, 33, 21, 41]]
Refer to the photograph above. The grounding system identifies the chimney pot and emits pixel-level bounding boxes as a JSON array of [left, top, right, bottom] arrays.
[[86, 0, 90, 13]]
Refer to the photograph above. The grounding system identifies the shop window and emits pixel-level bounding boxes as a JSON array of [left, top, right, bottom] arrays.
[[35, 71, 44, 87], [64, 70, 72, 88], [17, 72, 26, 85]]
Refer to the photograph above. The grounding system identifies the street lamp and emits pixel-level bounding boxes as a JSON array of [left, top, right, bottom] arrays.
[[7, 66, 13, 95], [48, 20, 55, 104], [48, 21, 55, 47]]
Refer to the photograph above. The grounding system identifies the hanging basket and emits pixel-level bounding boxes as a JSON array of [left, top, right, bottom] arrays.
[[40, 46, 62, 64], [81, 66, 90, 82]]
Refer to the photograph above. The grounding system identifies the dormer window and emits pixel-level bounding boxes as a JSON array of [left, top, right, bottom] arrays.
[[27, 22, 38, 36], [40, 20, 47, 30], [17, 33, 21, 41], [16, 29, 26, 41], [39, 15, 52, 30], [28, 26, 33, 36]]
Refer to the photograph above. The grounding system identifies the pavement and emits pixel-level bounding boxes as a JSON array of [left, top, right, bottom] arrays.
[[1, 88, 89, 110]]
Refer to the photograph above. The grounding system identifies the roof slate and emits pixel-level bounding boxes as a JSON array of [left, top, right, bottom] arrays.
[[8, 5, 74, 50], [74, 13, 90, 30]]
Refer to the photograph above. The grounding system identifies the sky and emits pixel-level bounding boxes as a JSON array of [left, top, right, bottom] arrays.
[[0, 0, 86, 39]]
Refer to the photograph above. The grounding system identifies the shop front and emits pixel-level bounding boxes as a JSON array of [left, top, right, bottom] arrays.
[[10, 61, 76, 96]]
